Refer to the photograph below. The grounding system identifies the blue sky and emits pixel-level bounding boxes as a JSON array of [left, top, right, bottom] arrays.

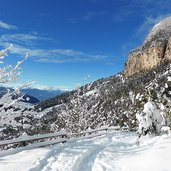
[[0, 0, 171, 89]]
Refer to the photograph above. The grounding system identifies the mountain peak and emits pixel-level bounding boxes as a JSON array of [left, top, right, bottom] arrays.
[[144, 16, 171, 44], [124, 16, 171, 77]]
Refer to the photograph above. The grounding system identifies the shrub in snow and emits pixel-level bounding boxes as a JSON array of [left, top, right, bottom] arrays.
[[136, 101, 169, 138], [60, 82, 96, 133], [0, 45, 33, 139]]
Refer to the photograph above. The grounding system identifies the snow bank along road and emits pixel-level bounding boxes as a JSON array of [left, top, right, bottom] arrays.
[[0, 131, 171, 171]]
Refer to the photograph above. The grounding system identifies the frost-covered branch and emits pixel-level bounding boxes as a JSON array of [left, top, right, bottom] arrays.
[[0, 45, 34, 134], [0, 52, 28, 84], [0, 44, 13, 63]]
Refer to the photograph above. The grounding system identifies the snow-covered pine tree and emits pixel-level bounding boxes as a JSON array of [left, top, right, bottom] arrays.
[[136, 101, 163, 137], [136, 66, 171, 138], [136, 97, 170, 138]]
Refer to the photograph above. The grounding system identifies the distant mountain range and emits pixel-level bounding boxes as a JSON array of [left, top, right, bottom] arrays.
[[0, 87, 39, 104], [0, 86, 67, 103], [22, 87, 67, 101]]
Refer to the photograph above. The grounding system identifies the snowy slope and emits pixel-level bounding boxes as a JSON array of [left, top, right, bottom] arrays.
[[0, 131, 171, 171], [117, 135, 171, 171]]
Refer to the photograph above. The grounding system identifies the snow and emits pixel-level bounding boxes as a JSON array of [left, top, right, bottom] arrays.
[[0, 128, 5, 132], [161, 126, 170, 134], [0, 131, 171, 171], [167, 76, 171, 82], [145, 16, 171, 43], [117, 134, 171, 171], [85, 89, 97, 96], [136, 101, 167, 137], [129, 91, 134, 103], [0, 148, 50, 171], [26, 85, 70, 91]]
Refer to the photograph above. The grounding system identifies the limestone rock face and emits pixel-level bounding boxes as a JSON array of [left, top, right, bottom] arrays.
[[124, 16, 171, 77], [165, 34, 171, 61]]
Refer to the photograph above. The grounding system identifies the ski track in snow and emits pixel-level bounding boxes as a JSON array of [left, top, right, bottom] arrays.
[[0, 131, 167, 171], [30, 144, 65, 171]]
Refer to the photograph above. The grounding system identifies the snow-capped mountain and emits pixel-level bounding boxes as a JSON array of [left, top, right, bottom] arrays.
[[0, 87, 39, 104], [22, 87, 67, 101], [0, 86, 67, 102], [34, 16, 171, 134], [144, 16, 171, 43], [125, 16, 171, 77], [35, 61, 171, 133], [1, 16, 171, 140]]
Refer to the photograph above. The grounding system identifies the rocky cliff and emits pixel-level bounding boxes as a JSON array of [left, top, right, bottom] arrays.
[[124, 16, 171, 77]]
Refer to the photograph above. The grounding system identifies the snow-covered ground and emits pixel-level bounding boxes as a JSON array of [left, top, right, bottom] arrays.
[[0, 131, 171, 171]]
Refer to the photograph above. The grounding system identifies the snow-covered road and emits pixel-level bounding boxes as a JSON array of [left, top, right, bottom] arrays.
[[0, 131, 171, 171]]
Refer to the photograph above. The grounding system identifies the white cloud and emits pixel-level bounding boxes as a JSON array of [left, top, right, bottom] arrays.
[[0, 40, 107, 63], [137, 14, 171, 37], [0, 21, 17, 30], [0, 31, 110, 64], [0, 33, 48, 46]]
